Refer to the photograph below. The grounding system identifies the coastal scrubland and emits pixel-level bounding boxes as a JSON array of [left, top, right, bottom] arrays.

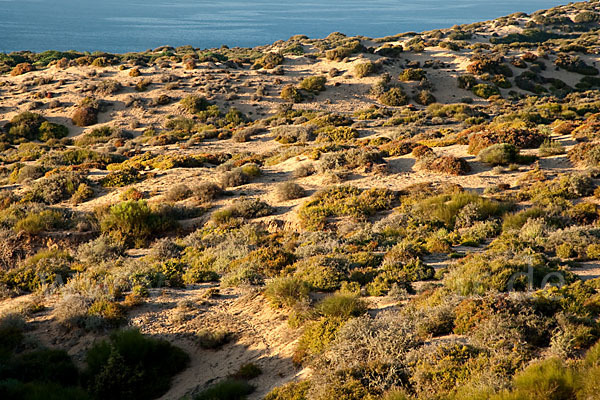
[[1, 1, 600, 399]]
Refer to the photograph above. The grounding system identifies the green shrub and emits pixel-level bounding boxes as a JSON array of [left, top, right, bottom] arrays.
[[75, 125, 127, 146], [411, 191, 507, 229], [378, 87, 408, 106], [293, 255, 345, 291], [9, 164, 45, 184], [40, 148, 120, 167], [101, 168, 142, 187], [399, 68, 426, 82], [444, 250, 572, 295], [410, 343, 481, 397], [99, 200, 176, 247], [280, 85, 303, 103], [195, 379, 254, 400], [264, 380, 311, 400], [23, 172, 87, 204], [183, 263, 219, 284], [325, 40, 364, 61], [415, 90, 436, 105], [299, 76, 326, 93], [225, 108, 247, 126], [71, 183, 94, 204], [158, 259, 186, 288], [316, 126, 359, 143], [87, 298, 125, 328], [477, 143, 519, 165], [354, 61, 377, 78], [518, 173, 594, 203], [180, 95, 210, 114], [365, 260, 429, 296], [472, 83, 500, 99], [505, 357, 577, 400], [574, 11, 599, 23], [14, 208, 65, 234], [85, 329, 189, 400], [0, 314, 25, 355], [1, 249, 73, 292], [39, 121, 69, 141], [298, 186, 396, 230], [293, 317, 345, 364], [6, 112, 45, 141], [1, 347, 80, 385], [252, 52, 284, 69]]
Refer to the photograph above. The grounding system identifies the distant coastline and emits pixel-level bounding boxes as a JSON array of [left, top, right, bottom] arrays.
[[1, 0, 568, 53]]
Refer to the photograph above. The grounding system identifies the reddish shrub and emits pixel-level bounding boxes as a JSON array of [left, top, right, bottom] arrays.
[[412, 145, 434, 158], [10, 63, 34, 76], [467, 128, 545, 155], [72, 106, 98, 127]]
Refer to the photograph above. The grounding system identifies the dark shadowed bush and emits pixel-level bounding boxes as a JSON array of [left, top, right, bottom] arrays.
[[85, 329, 189, 400], [195, 379, 254, 400]]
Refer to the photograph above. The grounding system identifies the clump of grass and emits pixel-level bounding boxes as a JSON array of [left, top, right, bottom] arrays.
[[539, 138, 565, 157], [316, 294, 367, 319], [264, 276, 310, 308]]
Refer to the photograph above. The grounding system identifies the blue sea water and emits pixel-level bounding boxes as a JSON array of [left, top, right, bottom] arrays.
[[0, 0, 568, 53]]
